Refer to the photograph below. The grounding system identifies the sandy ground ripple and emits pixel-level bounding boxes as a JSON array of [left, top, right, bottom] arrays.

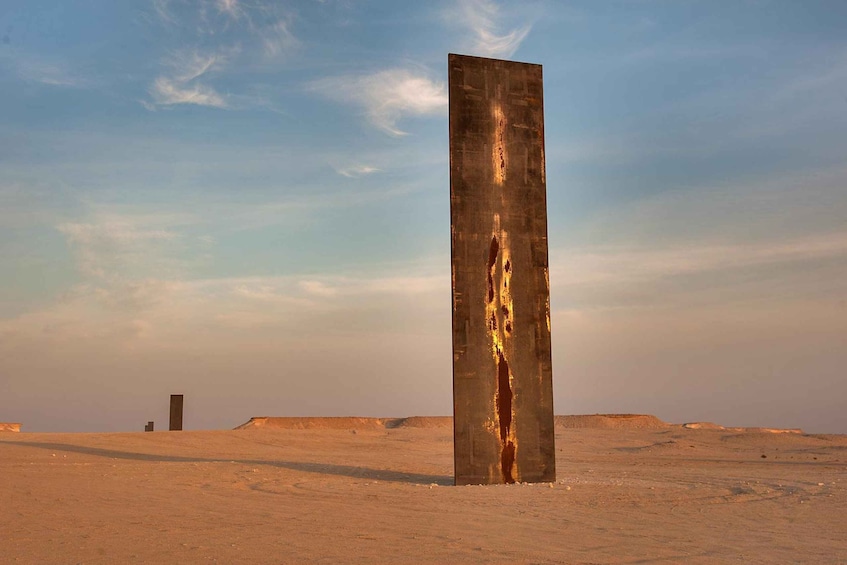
[[1, 420, 846, 564]]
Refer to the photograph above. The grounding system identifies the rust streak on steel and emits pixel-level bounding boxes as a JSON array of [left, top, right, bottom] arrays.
[[449, 53, 555, 485]]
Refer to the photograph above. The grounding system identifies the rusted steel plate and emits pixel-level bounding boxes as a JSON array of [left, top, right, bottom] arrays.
[[449, 54, 555, 485], [169, 394, 183, 431]]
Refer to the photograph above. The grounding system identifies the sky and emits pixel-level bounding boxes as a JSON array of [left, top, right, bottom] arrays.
[[1, 0, 846, 434]]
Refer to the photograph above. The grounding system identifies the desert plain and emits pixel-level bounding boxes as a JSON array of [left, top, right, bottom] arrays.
[[1, 414, 846, 564]]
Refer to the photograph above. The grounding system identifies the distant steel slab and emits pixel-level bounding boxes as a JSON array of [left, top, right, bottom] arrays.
[[449, 54, 555, 485], [169, 394, 183, 431]]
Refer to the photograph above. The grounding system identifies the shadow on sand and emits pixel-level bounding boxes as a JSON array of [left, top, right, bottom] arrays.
[[5, 441, 453, 486]]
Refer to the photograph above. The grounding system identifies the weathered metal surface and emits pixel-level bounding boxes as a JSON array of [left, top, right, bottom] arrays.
[[449, 54, 555, 485], [169, 395, 183, 431]]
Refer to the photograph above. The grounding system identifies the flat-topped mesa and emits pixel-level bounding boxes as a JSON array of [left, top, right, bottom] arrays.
[[683, 422, 804, 434], [233, 415, 803, 433], [0, 423, 22, 432], [555, 414, 669, 430], [233, 417, 454, 430], [235, 417, 390, 430], [234, 415, 673, 431]]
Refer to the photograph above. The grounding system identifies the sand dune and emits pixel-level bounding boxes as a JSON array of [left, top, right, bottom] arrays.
[[2, 416, 845, 563]]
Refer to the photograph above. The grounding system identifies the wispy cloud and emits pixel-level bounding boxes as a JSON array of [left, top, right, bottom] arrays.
[[217, 183, 423, 232], [258, 18, 299, 58], [296, 274, 444, 298], [57, 220, 174, 279], [335, 164, 381, 178], [167, 50, 224, 82], [151, 77, 225, 107], [150, 0, 299, 56], [148, 50, 227, 108], [56, 211, 197, 280], [21, 62, 81, 87], [0, 259, 447, 350], [0, 51, 87, 88], [216, 0, 243, 20], [553, 232, 847, 292], [150, 76, 226, 108], [312, 68, 447, 135], [592, 165, 847, 246], [145, 1, 298, 110], [0, 180, 73, 229], [550, 161, 847, 311], [16, 224, 847, 348], [451, 0, 532, 58], [152, 0, 177, 25]]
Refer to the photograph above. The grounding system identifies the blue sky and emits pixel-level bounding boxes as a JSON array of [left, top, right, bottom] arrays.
[[1, 0, 846, 433]]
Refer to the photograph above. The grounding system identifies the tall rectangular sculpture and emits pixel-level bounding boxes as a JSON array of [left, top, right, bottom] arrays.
[[449, 54, 555, 485], [169, 394, 183, 431]]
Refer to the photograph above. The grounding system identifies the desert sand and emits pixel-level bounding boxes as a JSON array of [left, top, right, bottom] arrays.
[[1, 415, 845, 564]]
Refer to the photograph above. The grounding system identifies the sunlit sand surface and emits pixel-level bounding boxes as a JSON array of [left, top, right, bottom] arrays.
[[2, 415, 845, 563]]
